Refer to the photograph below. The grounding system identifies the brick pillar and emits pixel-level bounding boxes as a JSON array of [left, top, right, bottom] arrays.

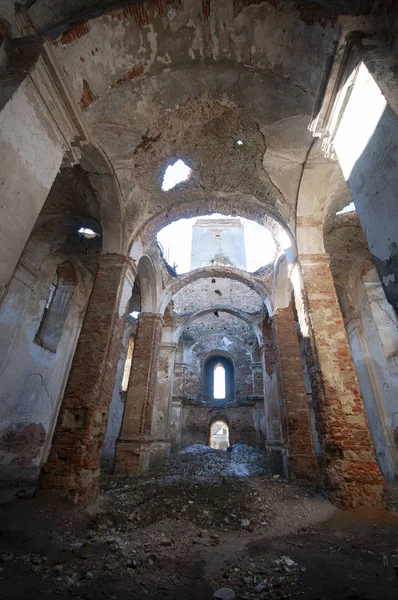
[[300, 254, 386, 508], [39, 254, 133, 504], [273, 303, 318, 481], [115, 313, 163, 474], [148, 342, 177, 469]]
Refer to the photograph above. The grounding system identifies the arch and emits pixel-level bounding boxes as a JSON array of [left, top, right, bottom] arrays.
[[175, 306, 262, 345], [129, 195, 295, 261], [79, 142, 125, 255], [137, 254, 158, 313], [209, 420, 230, 450], [160, 266, 270, 315]]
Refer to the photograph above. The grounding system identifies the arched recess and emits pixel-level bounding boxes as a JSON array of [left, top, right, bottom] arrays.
[[203, 352, 235, 403], [160, 266, 270, 316], [137, 254, 158, 314], [78, 143, 125, 255], [175, 306, 262, 346]]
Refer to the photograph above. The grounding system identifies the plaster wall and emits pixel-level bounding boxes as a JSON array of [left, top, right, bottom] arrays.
[[344, 274, 398, 481], [0, 254, 91, 480], [0, 76, 65, 294], [333, 62, 398, 312]]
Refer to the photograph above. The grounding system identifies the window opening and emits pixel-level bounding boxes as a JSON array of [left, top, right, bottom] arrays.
[[213, 363, 226, 399], [336, 201, 356, 215], [121, 337, 135, 391], [78, 227, 100, 239], [210, 420, 229, 450], [34, 265, 75, 353], [34, 277, 58, 347]]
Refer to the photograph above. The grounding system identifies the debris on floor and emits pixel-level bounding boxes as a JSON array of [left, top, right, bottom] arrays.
[[0, 445, 398, 599]]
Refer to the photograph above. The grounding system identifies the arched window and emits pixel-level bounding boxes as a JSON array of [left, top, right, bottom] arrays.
[[210, 420, 229, 449], [203, 354, 234, 402]]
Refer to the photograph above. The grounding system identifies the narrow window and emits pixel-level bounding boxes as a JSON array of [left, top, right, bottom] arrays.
[[34, 263, 75, 353], [213, 362, 226, 399], [121, 336, 135, 392]]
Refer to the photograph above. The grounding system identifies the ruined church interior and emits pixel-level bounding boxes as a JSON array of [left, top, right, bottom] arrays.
[[1, 0, 398, 598]]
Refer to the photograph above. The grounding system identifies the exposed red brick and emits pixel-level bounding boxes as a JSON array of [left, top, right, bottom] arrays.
[[79, 79, 96, 109], [300, 254, 386, 508], [57, 22, 90, 45], [202, 0, 211, 20], [298, 3, 336, 28], [39, 254, 131, 505], [111, 3, 150, 27], [273, 303, 318, 481], [110, 63, 145, 88]]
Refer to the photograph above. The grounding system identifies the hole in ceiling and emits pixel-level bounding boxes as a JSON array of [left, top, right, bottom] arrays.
[[157, 214, 276, 275], [78, 227, 100, 239], [236, 139, 244, 146], [161, 159, 191, 191], [336, 202, 356, 215]]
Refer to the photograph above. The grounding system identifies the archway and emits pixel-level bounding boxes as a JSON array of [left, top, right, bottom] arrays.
[[209, 420, 230, 450]]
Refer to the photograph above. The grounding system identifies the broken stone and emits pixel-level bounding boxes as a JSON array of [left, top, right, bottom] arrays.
[[254, 578, 268, 593], [213, 588, 236, 600]]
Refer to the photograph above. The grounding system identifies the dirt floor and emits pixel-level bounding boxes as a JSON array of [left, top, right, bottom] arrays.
[[1, 445, 398, 600]]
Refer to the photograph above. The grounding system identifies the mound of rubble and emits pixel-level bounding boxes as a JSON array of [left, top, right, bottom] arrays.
[[172, 442, 267, 480]]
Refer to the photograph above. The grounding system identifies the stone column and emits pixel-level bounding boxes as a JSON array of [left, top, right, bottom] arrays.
[[252, 362, 264, 396], [262, 319, 285, 474], [115, 313, 163, 474], [273, 303, 319, 481], [300, 254, 386, 508], [148, 342, 177, 469], [170, 400, 183, 452], [39, 254, 134, 504]]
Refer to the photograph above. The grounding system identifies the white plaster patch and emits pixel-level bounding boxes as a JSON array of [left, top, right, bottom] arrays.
[[0, 82, 64, 189], [383, 274, 395, 285], [222, 336, 232, 348], [118, 278, 133, 317]]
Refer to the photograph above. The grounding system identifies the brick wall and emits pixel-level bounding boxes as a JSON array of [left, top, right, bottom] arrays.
[[300, 254, 386, 508], [273, 302, 318, 480], [115, 313, 163, 473], [181, 405, 263, 448]]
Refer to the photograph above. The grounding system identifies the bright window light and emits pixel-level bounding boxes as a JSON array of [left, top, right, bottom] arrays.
[[78, 227, 99, 239], [161, 159, 191, 191], [237, 140, 244, 146], [214, 363, 226, 399], [129, 311, 140, 319], [336, 202, 356, 215]]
